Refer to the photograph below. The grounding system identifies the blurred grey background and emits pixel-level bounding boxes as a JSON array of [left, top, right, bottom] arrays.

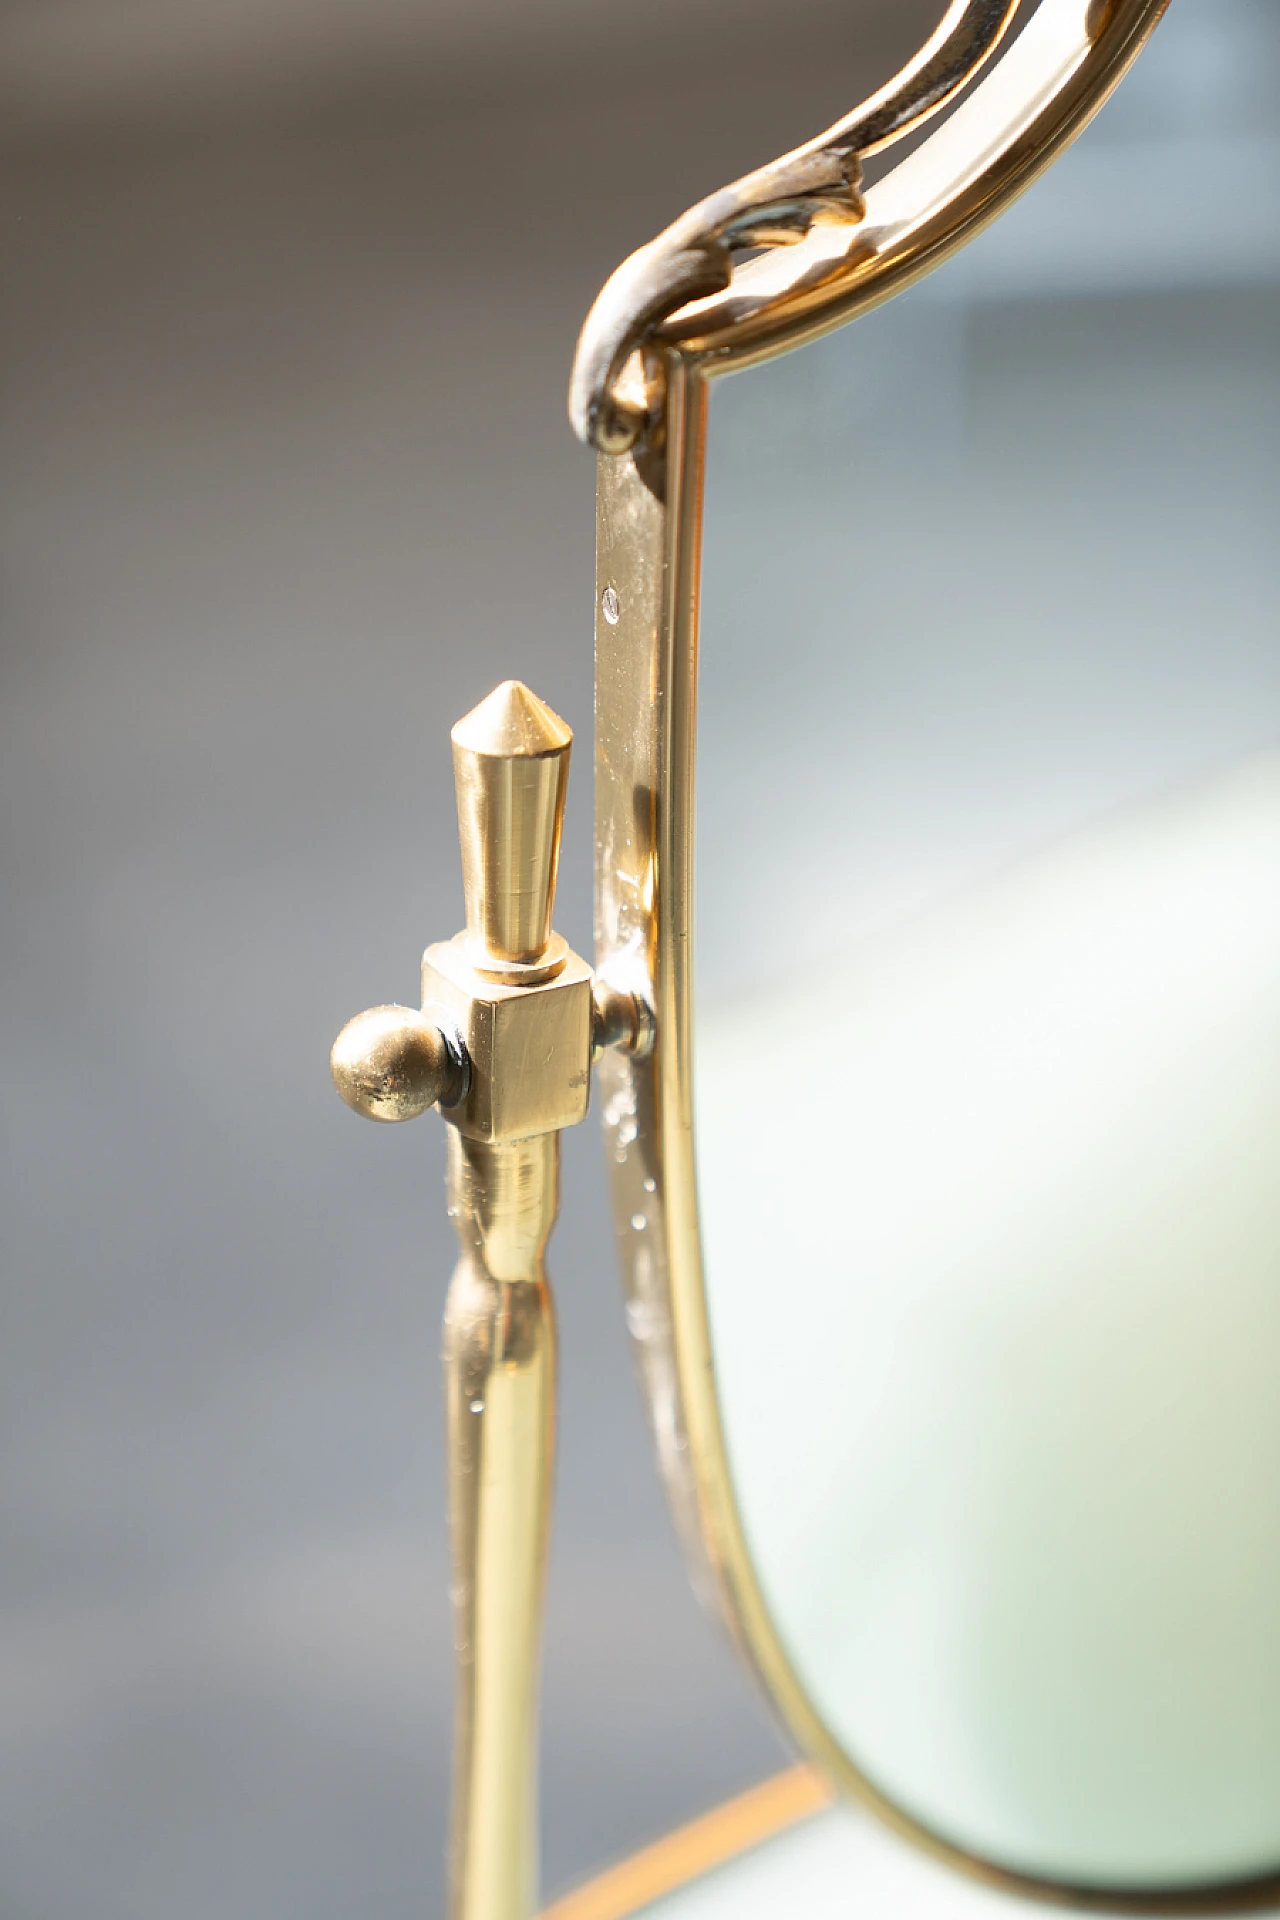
[[3, 2, 1276, 1917], [0, 3, 942, 1917]]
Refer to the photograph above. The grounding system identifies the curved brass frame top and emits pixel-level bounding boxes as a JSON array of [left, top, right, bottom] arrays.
[[569, 0, 1022, 454], [590, 0, 1280, 1908], [572, 0, 1171, 455]]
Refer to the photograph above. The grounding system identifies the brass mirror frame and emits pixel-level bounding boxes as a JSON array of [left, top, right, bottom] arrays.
[[335, 2, 1280, 1913], [591, 0, 1280, 1906]]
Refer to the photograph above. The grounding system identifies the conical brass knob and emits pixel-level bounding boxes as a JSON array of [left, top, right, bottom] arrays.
[[451, 681, 572, 971]]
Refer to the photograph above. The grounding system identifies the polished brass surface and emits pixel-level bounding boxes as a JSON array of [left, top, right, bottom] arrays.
[[453, 681, 573, 972], [590, 973, 656, 1065], [592, 355, 1280, 1920], [327, 2, 1210, 1909], [587, 9, 1280, 1896], [593, 360, 711, 1598], [447, 1130, 558, 1920], [571, 0, 1168, 452], [661, 0, 1167, 368], [330, 1001, 466, 1122], [333, 679, 613, 1920], [569, 0, 1022, 454], [424, 934, 594, 1145]]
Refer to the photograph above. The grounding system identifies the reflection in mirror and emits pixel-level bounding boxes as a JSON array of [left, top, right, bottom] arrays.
[[694, 0, 1280, 1891]]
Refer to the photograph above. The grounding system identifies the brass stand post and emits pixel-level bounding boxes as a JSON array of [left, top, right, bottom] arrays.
[[444, 1131, 556, 1920], [331, 681, 595, 1920]]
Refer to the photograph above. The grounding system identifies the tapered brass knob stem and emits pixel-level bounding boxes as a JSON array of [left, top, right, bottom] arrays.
[[452, 681, 571, 973]]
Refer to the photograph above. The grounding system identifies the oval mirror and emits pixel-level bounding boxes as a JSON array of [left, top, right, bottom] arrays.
[[593, 0, 1280, 1902]]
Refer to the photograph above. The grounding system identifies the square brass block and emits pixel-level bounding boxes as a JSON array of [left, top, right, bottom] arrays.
[[424, 934, 593, 1143]]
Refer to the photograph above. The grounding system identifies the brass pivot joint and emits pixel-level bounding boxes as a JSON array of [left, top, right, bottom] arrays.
[[423, 684, 594, 1143], [329, 678, 604, 1920], [330, 679, 594, 1139]]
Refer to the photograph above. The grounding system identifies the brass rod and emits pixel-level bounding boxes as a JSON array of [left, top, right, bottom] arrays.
[[445, 1129, 559, 1920]]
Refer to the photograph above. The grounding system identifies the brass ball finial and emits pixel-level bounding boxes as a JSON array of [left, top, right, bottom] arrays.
[[330, 1004, 464, 1122]]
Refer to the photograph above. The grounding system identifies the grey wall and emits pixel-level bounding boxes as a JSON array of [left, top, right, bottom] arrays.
[[0, 3, 942, 1917]]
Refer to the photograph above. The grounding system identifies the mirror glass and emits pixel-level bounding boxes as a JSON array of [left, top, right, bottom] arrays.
[[693, 0, 1280, 1889]]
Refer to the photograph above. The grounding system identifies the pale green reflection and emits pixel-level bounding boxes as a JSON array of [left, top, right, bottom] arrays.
[[699, 759, 1280, 1882], [693, 0, 1280, 1888]]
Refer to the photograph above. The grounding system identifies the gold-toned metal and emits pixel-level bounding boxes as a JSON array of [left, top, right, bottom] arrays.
[[333, 679, 612, 1920], [447, 1129, 558, 1920], [591, 974, 656, 1064], [330, 1002, 467, 1121], [453, 681, 573, 972], [329, 4, 1222, 1913], [569, 0, 1023, 453], [586, 6, 1280, 1910], [571, 0, 1169, 452], [538, 1766, 834, 1920], [592, 348, 1280, 1920], [660, 0, 1169, 369], [424, 934, 594, 1144]]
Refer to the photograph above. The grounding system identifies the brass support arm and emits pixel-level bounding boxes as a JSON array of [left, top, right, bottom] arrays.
[[330, 679, 638, 1920]]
